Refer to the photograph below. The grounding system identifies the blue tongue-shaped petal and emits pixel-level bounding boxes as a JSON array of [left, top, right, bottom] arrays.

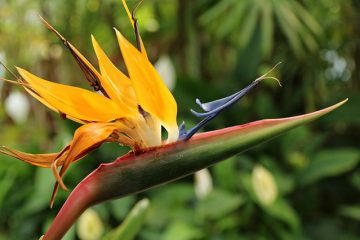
[[195, 90, 241, 112], [179, 64, 282, 141], [179, 79, 260, 140], [191, 80, 259, 118]]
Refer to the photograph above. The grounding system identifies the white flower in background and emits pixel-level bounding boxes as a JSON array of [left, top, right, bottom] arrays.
[[194, 168, 213, 199], [144, 18, 159, 32], [155, 55, 176, 90], [77, 208, 104, 240], [4, 91, 30, 124], [252, 165, 278, 206]]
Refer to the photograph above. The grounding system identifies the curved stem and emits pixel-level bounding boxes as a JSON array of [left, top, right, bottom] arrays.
[[42, 181, 97, 240]]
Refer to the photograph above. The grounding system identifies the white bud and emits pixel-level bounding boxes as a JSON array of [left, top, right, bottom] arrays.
[[77, 208, 104, 240], [252, 165, 278, 206], [4, 91, 30, 124], [195, 168, 213, 199]]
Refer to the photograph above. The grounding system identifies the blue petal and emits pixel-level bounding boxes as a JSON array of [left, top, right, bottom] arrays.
[[179, 79, 261, 141], [190, 81, 258, 117], [195, 91, 240, 112], [179, 121, 187, 138]]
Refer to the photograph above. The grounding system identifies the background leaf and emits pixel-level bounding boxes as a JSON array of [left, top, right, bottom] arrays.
[[102, 199, 150, 240], [298, 148, 360, 186]]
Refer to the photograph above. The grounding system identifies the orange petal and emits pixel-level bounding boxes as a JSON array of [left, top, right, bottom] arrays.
[[63, 122, 123, 169], [91, 36, 137, 111], [26, 87, 87, 124], [116, 30, 179, 140], [17, 68, 125, 122], [1, 77, 86, 124], [0, 145, 69, 168], [50, 122, 123, 206]]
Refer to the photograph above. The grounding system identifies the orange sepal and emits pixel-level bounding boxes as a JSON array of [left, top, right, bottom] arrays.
[[91, 36, 137, 111], [0, 145, 69, 168], [116, 30, 178, 140], [17, 68, 125, 122], [50, 122, 124, 207]]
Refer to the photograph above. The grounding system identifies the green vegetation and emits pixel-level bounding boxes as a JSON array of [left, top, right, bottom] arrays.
[[0, 0, 359, 239]]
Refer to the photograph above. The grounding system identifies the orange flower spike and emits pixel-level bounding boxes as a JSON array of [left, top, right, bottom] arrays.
[[116, 30, 179, 142], [1, 1, 180, 205]]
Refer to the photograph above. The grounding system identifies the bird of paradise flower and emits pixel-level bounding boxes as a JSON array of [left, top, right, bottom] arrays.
[[0, 0, 282, 206], [0, 1, 347, 239]]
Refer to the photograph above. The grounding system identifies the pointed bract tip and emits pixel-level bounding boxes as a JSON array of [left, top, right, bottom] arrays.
[[90, 34, 97, 46], [39, 15, 53, 31], [114, 28, 123, 38], [38, 16, 66, 43], [338, 98, 348, 105]]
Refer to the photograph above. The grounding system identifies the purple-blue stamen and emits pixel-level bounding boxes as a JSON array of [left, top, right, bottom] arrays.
[[179, 78, 261, 141], [179, 121, 187, 137], [195, 90, 241, 112]]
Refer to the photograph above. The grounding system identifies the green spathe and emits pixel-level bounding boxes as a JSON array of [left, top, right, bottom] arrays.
[[42, 99, 347, 240]]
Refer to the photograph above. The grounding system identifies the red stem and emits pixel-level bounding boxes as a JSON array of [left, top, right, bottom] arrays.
[[42, 180, 96, 240]]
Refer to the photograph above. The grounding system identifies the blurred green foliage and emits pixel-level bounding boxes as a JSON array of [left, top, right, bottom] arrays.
[[0, 0, 359, 239]]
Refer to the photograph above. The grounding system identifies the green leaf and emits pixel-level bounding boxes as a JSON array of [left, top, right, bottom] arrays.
[[292, 1, 323, 37], [21, 168, 54, 214], [162, 221, 203, 240], [198, 0, 234, 26], [215, 1, 248, 39], [350, 171, 360, 192], [340, 205, 360, 221], [298, 148, 360, 186], [197, 189, 244, 220], [108, 197, 135, 221], [102, 199, 150, 240], [264, 199, 300, 231], [42, 100, 347, 239], [274, 3, 303, 58], [260, 1, 274, 57], [0, 170, 16, 209], [237, 3, 259, 48], [213, 156, 239, 192], [147, 184, 195, 228]]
